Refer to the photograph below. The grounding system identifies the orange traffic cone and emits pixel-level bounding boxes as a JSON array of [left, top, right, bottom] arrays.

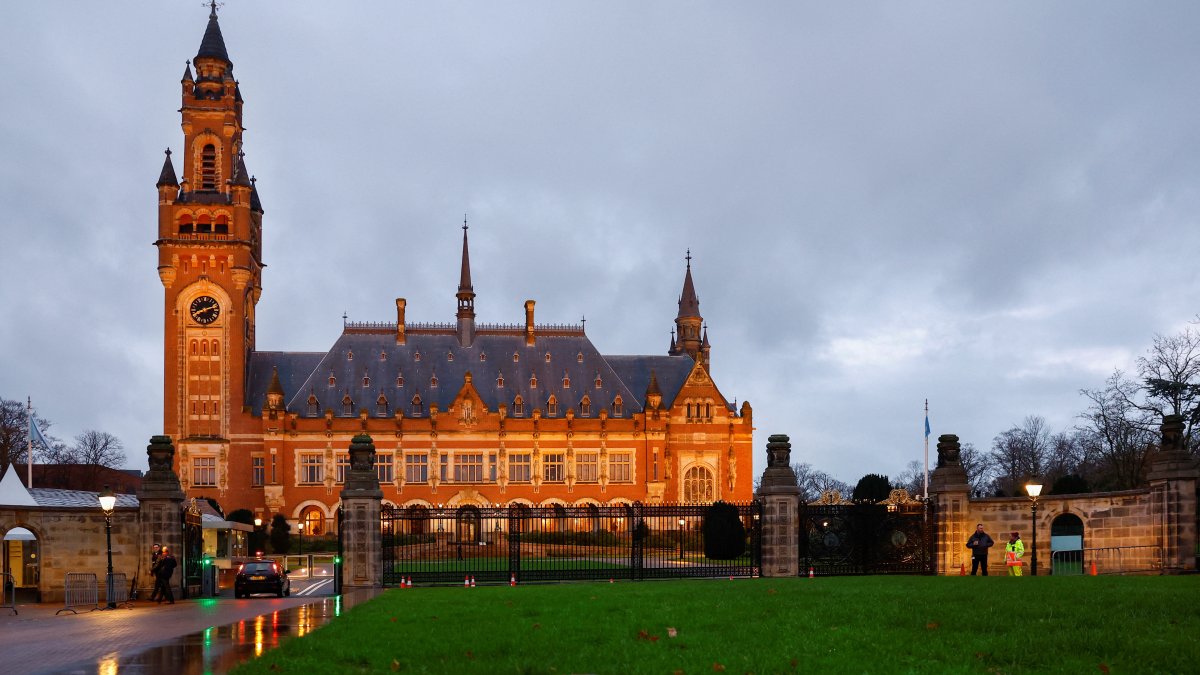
[[960, 562, 967, 576], [808, 567, 814, 578], [470, 575, 476, 588], [407, 576, 413, 588], [510, 573, 517, 587], [609, 578, 614, 584], [1090, 560, 1098, 576], [463, 576, 470, 587]]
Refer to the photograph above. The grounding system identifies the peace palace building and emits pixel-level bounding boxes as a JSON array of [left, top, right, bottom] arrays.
[[156, 10, 755, 534]]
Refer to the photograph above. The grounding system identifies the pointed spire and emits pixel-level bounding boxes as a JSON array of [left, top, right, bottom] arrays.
[[250, 176, 263, 212], [677, 249, 700, 319], [458, 216, 473, 293], [196, 3, 232, 64], [156, 148, 179, 187], [646, 370, 662, 397], [268, 366, 284, 396], [232, 151, 252, 188], [702, 325, 710, 347], [182, 60, 194, 82]]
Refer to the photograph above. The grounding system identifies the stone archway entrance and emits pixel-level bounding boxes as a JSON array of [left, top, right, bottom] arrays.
[[3, 527, 40, 603], [1050, 513, 1085, 575]]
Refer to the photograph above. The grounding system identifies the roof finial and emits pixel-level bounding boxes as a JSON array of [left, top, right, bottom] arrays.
[[463, 213, 468, 233], [207, 0, 222, 19], [581, 315, 586, 330], [165, 148, 172, 157], [685, 248, 692, 269]]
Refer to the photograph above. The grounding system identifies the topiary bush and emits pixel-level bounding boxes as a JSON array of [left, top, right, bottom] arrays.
[[702, 501, 746, 560], [269, 513, 291, 554], [852, 473, 892, 503]]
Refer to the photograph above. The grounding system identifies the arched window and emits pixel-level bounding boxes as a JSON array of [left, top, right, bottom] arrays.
[[512, 395, 524, 417], [306, 393, 319, 417], [363, 375, 370, 388], [547, 395, 557, 417], [530, 375, 538, 388], [562, 375, 570, 389], [200, 143, 218, 190], [178, 214, 194, 234], [190, 340, 198, 356], [411, 394, 423, 416], [328, 373, 336, 387], [456, 505, 482, 543], [214, 214, 229, 234], [580, 396, 591, 417], [200, 341, 208, 356], [497, 373, 505, 388], [197, 214, 212, 234], [376, 393, 388, 416], [211, 339, 219, 354], [342, 394, 353, 416], [301, 507, 325, 536], [683, 466, 715, 503], [612, 396, 623, 418]]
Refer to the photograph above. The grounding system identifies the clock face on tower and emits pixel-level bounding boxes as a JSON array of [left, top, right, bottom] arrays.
[[190, 296, 220, 325]]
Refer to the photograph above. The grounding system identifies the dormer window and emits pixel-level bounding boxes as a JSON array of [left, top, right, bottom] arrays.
[[545, 352, 552, 363], [414, 351, 421, 362], [362, 375, 370, 388], [594, 375, 602, 389], [307, 393, 319, 417], [577, 352, 584, 363], [411, 394, 423, 416], [530, 375, 538, 388], [480, 353, 487, 362], [328, 373, 336, 387], [612, 396, 623, 418], [513, 396, 524, 417], [342, 394, 353, 416], [347, 350, 354, 361], [447, 352, 454, 362], [376, 393, 388, 416], [562, 374, 570, 389], [497, 373, 505, 388], [513, 352, 519, 363], [380, 351, 387, 361], [580, 396, 591, 417], [547, 395, 558, 417], [396, 374, 404, 387], [430, 374, 439, 388]]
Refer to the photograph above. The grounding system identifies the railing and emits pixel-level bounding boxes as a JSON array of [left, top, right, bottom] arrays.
[[57, 572, 99, 615], [381, 502, 762, 586], [281, 554, 337, 579], [103, 572, 133, 609], [799, 503, 936, 576], [1050, 545, 1163, 575], [1, 572, 16, 615]]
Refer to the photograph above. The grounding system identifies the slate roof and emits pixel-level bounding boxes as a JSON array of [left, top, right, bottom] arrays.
[[157, 150, 178, 187], [243, 328, 708, 420], [196, 9, 231, 63], [27, 488, 139, 509]]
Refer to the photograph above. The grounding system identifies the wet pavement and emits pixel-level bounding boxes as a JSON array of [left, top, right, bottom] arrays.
[[0, 582, 382, 674]]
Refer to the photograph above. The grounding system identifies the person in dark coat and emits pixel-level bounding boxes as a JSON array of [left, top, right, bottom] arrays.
[[147, 544, 162, 601], [966, 523, 995, 575], [154, 547, 177, 604]]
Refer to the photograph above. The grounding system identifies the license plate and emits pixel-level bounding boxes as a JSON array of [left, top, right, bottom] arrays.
[[250, 575, 266, 581]]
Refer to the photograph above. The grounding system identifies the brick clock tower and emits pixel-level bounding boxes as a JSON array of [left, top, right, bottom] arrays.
[[155, 6, 263, 489]]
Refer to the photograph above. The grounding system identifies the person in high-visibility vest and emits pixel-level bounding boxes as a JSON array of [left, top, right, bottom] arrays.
[[1005, 530, 1025, 577]]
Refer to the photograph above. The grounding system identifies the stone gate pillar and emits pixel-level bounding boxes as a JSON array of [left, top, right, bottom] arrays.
[[755, 434, 801, 577], [136, 435, 185, 597], [1147, 415, 1198, 573], [929, 434, 970, 576], [340, 433, 383, 589]]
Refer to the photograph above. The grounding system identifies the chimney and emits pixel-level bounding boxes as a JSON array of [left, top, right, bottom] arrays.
[[524, 300, 536, 346], [396, 298, 406, 344]]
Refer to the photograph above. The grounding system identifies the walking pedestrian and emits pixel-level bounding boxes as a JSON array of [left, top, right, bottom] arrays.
[[965, 524, 994, 576], [154, 546, 177, 604], [1005, 531, 1025, 577], [147, 543, 162, 601]]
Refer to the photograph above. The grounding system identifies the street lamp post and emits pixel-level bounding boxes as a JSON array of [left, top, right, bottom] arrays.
[[678, 517, 686, 560], [253, 518, 263, 556], [297, 522, 305, 555], [98, 485, 117, 609], [1025, 480, 1043, 576]]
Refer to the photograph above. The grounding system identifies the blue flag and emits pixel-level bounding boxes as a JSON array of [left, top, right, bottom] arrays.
[[924, 414, 930, 438], [30, 416, 51, 449]]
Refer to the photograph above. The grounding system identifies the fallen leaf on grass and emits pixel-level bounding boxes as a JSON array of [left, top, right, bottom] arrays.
[[712, 663, 726, 672], [790, 658, 798, 670], [667, 627, 678, 638], [533, 623, 542, 630], [673, 670, 684, 675], [926, 622, 939, 630], [767, 588, 778, 595], [637, 629, 661, 642], [829, 626, 838, 631], [268, 665, 281, 672], [390, 617, 397, 622], [391, 659, 400, 671], [1098, 665, 1110, 674], [465, 650, 475, 660]]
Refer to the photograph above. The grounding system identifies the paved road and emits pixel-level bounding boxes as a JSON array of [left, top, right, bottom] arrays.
[[0, 578, 354, 674]]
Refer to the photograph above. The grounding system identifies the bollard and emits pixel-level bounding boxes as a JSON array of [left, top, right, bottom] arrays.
[[509, 573, 516, 587], [808, 567, 814, 578]]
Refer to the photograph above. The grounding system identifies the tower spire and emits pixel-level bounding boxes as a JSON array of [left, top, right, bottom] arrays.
[[456, 217, 476, 347], [671, 250, 705, 360]]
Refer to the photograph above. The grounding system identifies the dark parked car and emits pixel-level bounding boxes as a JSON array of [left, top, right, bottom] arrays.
[[234, 559, 290, 598]]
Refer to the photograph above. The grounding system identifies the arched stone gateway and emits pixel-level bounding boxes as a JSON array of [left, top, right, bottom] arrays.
[[1050, 513, 1085, 575]]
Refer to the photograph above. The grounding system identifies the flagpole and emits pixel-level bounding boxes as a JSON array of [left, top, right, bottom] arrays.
[[27, 396, 33, 488], [923, 398, 929, 500]]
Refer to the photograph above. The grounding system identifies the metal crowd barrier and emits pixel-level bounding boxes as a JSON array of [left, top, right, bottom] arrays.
[[1051, 545, 1163, 576], [57, 572, 99, 614], [2, 572, 16, 615], [103, 572, 133, 609]]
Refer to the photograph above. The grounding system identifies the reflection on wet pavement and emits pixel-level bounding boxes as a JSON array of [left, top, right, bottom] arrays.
[[47, 590, 382, 675]]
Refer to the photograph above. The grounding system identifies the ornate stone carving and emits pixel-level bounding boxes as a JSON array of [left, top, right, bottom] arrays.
[[936, 434, 961, 467]]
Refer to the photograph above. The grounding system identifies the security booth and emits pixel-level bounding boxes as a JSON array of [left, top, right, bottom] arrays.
[[3, 527, 40, 604], [201, 511, 252, 590]]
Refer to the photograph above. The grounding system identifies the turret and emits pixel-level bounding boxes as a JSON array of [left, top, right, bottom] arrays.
[[456, 221, 476, 347], [671, 250, 704, 361]]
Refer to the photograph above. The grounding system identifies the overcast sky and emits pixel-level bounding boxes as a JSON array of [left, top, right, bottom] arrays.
[[3, 2, 1198, 485]]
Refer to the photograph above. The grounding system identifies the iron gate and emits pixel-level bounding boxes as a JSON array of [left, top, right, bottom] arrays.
[[180, 500, 204, 598], [799, 502, 936, 575], [381, 501, 762, 585]]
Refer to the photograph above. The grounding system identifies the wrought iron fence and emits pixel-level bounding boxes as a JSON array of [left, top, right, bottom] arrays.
[[799, 502, 936, 575], [381, 502, 762, 585]]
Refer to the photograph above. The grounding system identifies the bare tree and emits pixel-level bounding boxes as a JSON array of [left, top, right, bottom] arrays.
[[958, 442, 994, 496], [73, 430, 126, 468], [788, 462, 852, 501], [1078, 371, 1157, 490], [895, 460, 925, 496], [0, 397, 57, 476], [1130, 326, 1200, 450], [989, 416, 1052, 496]]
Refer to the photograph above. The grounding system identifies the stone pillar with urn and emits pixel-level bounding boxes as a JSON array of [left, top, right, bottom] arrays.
[[340, 433, 383, 588], [755, 434, 802, 577], [136, 435, 186, 599]]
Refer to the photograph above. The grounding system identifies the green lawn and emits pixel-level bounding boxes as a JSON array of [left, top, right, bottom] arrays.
[[234, 575, 1200, 674]]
